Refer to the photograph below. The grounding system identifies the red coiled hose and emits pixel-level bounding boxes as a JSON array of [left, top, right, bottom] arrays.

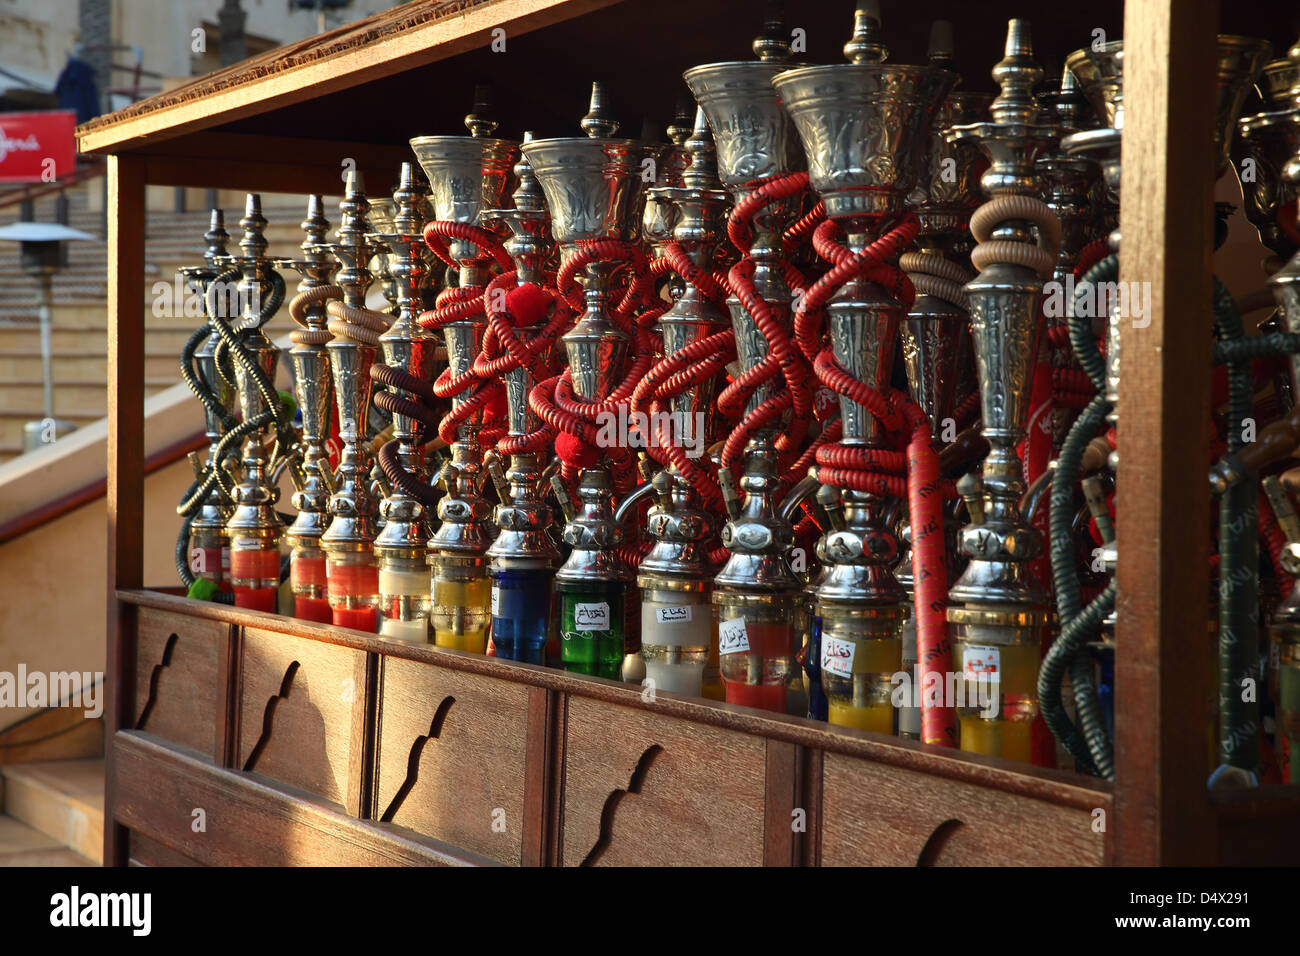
[[792, 210, 957, 747]]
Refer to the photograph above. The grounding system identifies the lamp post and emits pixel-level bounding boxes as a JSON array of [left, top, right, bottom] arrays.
[[0, 220, 98, 453]]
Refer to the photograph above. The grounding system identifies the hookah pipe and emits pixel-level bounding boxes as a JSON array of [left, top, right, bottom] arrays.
[[319, 171, 391, 632], [626, 108, 734, 698], [176, 209, 239, 601], [412, 89, 520, 656], [944, 20, 1061, 762], [481, 134, 571, 664], [277, 195, 341, 623], [524, 83, 657, 673], [685, 4, 812, 713], [777, 2, 957, 735], [209, 195, 295, 613], [369, 163, 443, 643]]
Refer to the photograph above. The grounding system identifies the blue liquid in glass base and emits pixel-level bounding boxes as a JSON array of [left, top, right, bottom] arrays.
[[805, 614, 829, 722], [491, 569, 552, 665]]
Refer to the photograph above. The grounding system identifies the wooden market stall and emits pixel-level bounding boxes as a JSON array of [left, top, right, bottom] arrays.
[[80, 0, 1300, 866]]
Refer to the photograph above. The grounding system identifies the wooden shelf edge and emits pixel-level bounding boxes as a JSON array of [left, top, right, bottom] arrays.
[[119, 587, 1112, 811]]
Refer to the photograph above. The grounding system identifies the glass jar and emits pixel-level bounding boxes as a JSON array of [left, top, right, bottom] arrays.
[[639, 579, 711, 697], [818, 602, 905, 734], [325, 548, 380, 632], [429, 555, 490, 654], [190, 526, 226, 592], [229, 536, 281, 612], [557, 579, 625, 680], [1277, 632, 1300, 784], [290, 544, 331, 622], [378, 552, 431, 643], [715, 591, 798, 713], [949, 609, 1045, 763], [490, 568, 552, 664]]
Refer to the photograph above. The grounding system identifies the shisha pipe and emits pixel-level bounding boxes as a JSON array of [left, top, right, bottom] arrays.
[[276, 196, 341, 623], [218, 195, 294, 613], [777, 2, 956, 733], [412, 88, 520, 657], [479, 135, 569, 663], [319, 171, 390, 632], [893, 28, 990, 739], [369, 163, 442, 643], [685, 3, 810, 712], [524, 83, 655, 672], [945, 20, 1061, 762], [176, 210, 237, 599], [629, 108, 733, 698]]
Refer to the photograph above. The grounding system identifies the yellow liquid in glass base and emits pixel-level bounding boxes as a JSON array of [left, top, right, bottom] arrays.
[[828, 700, 893, 733], [959, 715, 1032, 762], [432, 576, 490, 655]]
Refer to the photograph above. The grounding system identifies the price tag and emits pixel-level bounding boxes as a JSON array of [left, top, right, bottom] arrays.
[[655, 604, 692, 625], [718, 617, 750, 655], [962, 644, 1001, 680], [490, 585, 501, 617], [574, 602, 610, 632], [821, 636, 856, 678]]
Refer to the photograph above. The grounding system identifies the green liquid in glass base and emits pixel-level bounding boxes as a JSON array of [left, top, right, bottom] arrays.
[[558, 581, 626, 680]]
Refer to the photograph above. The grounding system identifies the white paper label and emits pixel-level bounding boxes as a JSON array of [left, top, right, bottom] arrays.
[[718, 617, 750, 655], [490, 585, 501, 617], [821, 636, 856, 678], [962, 644, 1001, 680], [574, 601, 610, 632], [655, 604, 693, 625]]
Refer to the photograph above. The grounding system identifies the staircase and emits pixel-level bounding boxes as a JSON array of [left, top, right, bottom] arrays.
[[0, 184, 306, 465], [0, 760, 103, 866]]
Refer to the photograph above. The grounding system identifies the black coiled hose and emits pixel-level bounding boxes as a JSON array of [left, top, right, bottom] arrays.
[[370, 362, 441, 507], [1039, 254, 1119, 779]]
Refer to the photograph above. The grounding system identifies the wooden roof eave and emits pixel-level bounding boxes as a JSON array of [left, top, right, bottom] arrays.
[[75, 0, 620, 158]]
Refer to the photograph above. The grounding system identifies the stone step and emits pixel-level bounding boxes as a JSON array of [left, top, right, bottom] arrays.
[[0, 760, 104, 865], [0, 815, 96, 867], [0, 350, 184, 379]]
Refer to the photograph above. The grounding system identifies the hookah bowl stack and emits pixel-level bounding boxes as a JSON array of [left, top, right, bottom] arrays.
[[178, 210, 236, 595], [481, 135, 566, 664], [222, 195, 291, 613], [685, 6, 807, 711], [522, 83, 649, 673], [370, 163, 441, 642], [277, 196, 339, 623], [945, 20, 1061, 761], [774, 3, 955, 730], [411, 95, 520, 655], [319, 172, 388, 631]]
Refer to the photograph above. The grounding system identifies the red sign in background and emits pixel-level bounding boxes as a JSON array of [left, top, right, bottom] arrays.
[[0, 110, 77, 184]]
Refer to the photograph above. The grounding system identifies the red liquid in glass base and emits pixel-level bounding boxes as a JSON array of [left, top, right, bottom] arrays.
[[334, 606, 377, 632], [723, 680, 787, 712], [295, 596, 333, 623], [234, 587, 278, 613]]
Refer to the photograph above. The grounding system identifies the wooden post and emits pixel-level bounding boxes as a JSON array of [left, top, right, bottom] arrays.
[[105, 153, 146, 867], [1113, 0, 1219, 865]]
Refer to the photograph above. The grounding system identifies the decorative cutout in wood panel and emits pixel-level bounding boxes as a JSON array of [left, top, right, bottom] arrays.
[[820, 752, 1106, 866], [132, 608, 223, 760], [561, 698, 765, 866], [374, 656, 529, 866], [238, 627, 365, 810]]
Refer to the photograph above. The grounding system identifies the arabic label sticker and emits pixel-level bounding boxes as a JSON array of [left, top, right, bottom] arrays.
[[574, 601, 610, 632], [655, 604, 693, 625], [490, 585, 501, 618], [962, 644, 1001, 680], [718, 617, 750, 655], [821, 635, 856, 679]]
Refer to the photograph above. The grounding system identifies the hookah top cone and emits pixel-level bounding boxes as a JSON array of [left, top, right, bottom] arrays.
[[409, 86, 520, 229], [682, 3, 805, 193], [521, 82, 650, 246], [1067, 34, 1271, 177], [482, 131, 553, 287], [773, 4, 956, 222]]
